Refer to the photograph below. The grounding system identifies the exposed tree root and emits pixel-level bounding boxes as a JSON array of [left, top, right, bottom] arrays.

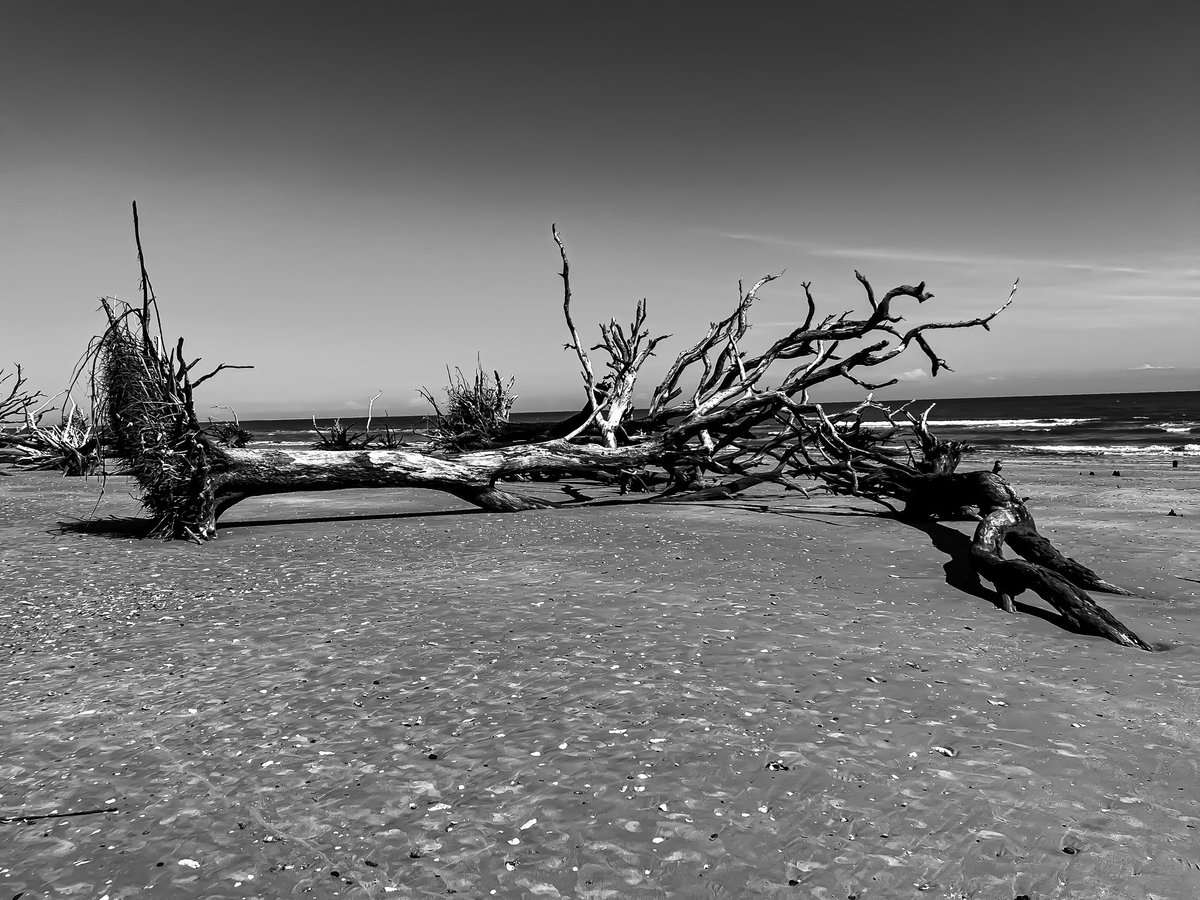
[[799, 404, 1152, 649]]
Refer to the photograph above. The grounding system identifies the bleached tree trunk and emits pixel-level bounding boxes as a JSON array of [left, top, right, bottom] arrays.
[[188, 438, 678, 536]]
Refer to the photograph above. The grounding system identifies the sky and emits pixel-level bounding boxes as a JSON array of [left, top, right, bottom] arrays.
[[2, 1, 1197, 417]]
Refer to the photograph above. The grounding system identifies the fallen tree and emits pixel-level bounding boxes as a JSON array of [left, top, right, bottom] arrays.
[[0, 410, 100, 475], [0, 367, 99, 475], [0, 365, 40, 467], [0, 364, 41, 430], [418, 362, 519, 450], [82, 204, 1151, 649]]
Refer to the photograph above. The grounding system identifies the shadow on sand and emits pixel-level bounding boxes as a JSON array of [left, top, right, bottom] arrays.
[[55, 516, 155, 539], [56, 498, 1105, 641], [898, 516, 1090, 636]]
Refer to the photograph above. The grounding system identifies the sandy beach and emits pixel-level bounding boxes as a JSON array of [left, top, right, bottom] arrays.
[[1, 457, 1198, 899]]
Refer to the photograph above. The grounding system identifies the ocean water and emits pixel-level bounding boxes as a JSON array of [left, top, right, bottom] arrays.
[[830, 390, 1200, 458], [234, 390, 1200, 459]]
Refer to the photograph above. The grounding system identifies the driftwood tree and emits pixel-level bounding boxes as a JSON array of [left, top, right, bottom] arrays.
[[0, 367, 99, 475], [0, 365, 41, 466], [0, 365, 40, 429], [206, 406, 254, 448], [85, 205, 1151, 649], [418, 363, 519, 450]]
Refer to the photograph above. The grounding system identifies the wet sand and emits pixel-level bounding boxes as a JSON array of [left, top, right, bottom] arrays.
[[1, 458, 1198, 899]]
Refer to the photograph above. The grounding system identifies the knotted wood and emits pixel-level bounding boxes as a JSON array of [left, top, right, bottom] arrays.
[[942, 472, 1150, 650]]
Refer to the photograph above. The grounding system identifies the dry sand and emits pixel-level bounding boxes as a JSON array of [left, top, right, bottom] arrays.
[[1, 457, 1198, 899]]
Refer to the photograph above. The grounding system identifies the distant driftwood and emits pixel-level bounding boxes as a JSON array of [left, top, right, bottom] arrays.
[[0, 367, 99, 475]]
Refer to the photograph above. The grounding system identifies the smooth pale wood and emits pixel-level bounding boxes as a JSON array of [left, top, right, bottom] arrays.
[[196, 438, 676, 531]]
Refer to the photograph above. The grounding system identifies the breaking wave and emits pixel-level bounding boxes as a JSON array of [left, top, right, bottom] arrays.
[[1009, 443, 1200, 457], [1146, 421, 1200, 434], [928, 417, 1102, 429]]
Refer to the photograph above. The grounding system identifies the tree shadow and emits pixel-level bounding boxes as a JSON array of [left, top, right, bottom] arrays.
[[55, 517, 155, 538], [658, 499, 882, 526], [219, 506, 490, 530], [897, 516, 1086, 635], [650, 497, 1092, 637], [51, 488, 658, 539], [764, 504, 885, 525], [53, 507, 495, 538]]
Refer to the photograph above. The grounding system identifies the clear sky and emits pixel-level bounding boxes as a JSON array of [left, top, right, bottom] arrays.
[[2, 1, 1197, 417]]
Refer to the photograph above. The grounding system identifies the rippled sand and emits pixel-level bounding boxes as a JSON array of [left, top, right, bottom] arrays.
[[1, 458, 1198, 898]]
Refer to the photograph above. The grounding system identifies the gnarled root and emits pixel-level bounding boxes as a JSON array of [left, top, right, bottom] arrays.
[[964, 476, 1151, 650]]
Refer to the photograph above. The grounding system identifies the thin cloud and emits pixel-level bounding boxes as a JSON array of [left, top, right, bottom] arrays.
[[1076, 292, 1198, 303], [1054, 262, 1157, 275], [1131, 363, 1175, 370], [721, 231, 1168, 276], [896, 368, 928, 382]]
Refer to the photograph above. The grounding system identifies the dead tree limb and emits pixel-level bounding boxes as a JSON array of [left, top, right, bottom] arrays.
[[553, 225, 605, 442]]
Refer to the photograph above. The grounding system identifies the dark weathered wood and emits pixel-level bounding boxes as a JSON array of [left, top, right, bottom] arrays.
[[916, 471, 1151, 649], [795, 404, 1152, 649], [1002, 528, 1132, 595], [967, 494, 1150, 649]]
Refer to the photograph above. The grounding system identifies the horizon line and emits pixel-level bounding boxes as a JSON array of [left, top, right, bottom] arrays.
[[231, 385, 1200, 421]]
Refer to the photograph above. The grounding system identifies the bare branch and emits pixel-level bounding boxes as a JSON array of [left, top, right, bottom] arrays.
[[553, 225, 603, 433], [0, 365, 42, 428], [365, 390, 383, 433], [855, 270, 877, 311], [190, 363, 254, 391], [212, 405, 241, 426]]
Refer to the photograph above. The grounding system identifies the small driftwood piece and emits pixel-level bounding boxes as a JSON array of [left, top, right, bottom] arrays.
[[1, 806, 121, 825]]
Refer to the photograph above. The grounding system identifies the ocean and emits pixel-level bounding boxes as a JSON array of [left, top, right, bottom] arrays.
[[234, 390, 1200, 459]]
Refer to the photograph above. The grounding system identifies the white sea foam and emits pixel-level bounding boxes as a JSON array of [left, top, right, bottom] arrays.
[[1148, 421, 1199, 433], [821, 416, 1101, 431], [927, 417, 1102, 429], [1009, 443, 1200, 457]]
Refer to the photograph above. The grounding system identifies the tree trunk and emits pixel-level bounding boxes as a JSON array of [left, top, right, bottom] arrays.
[[189, 439, 674, 535]]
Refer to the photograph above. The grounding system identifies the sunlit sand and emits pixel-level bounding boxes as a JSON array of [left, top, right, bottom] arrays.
[[2, 458, 1197, 898]]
